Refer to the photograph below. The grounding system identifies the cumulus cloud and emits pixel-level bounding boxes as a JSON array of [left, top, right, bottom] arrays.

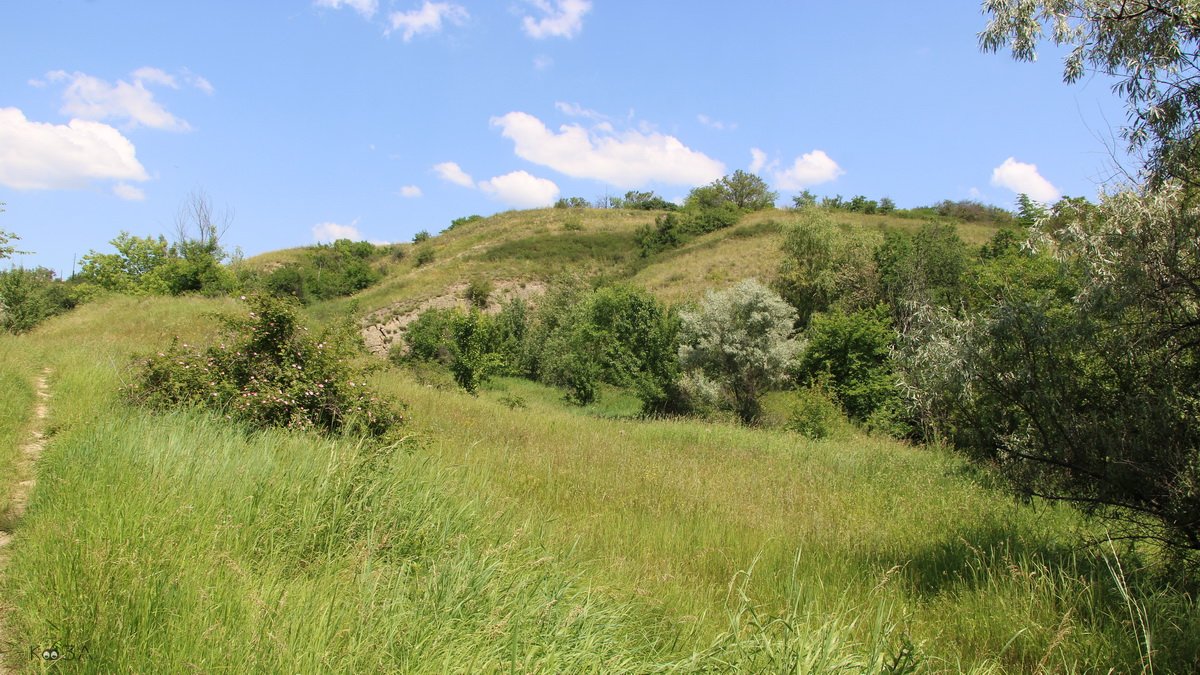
[[491, 111, 725, 188], [990, 157, 1060, 202], [399, 185, 422, 197], [44, 67, 206, 132], [433, 161, 475, 187], [0, 107, 149, 191], [771, 150, 845, 190], [314, 0, 378, 18], [312, 220, 363, 242], [112, 182, 146, 201], [522, 0, 591, 38], [387, 1, 468, 41], [478, 170, 560, 208]]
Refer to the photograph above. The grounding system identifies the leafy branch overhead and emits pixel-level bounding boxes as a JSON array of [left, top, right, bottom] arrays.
[[980, 0, 1200, 184]]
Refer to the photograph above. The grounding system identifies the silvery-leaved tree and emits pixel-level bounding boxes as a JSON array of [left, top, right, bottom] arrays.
[[980, 0, 1200, 185], [678, 279, 800, 425], [897, 3, 1200, 556]]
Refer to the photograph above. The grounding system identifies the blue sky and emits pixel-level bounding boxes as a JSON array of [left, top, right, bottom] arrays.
[[1, 1, 1129, 275]]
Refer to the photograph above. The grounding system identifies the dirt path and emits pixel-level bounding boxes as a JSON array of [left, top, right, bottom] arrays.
[[0, 368, 51, 672]]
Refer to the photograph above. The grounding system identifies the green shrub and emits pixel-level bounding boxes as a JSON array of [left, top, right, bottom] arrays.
[[414, 247, 434, 267], [126, 294, 404, 439], [785, 385, 843, 440], [259, 240, 381, 304], [448, 214, 484, 229], [465, 278, 492, 308], [798, 306, 901, 424], [400, 307, 504, 394], [412, 230, 431, 243], [0, 267, 76, 333]]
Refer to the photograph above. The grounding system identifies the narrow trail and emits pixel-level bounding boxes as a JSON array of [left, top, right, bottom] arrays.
[[0, 368, 52, 672]]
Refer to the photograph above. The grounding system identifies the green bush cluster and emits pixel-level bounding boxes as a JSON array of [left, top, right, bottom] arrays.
[[634, 172, 775, 257], [126, 294, 404, 439], [0, 267, 77, 334], [75, 231, 235, 297], [259, 239, 382, 303], [399, 282, 683, 412]]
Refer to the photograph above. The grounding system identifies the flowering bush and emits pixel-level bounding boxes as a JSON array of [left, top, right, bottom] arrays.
[[126, 294, 404, 438]]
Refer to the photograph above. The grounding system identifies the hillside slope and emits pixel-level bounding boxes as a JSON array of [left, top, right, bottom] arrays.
[[316, 207, 1007, 354]]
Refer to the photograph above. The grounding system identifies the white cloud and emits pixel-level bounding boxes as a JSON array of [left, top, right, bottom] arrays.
[[113, 182, 146, 201], [433, 161, 475, 187], [522, 0, 591, 39], [0, 107, 149, 190], [771, 150, 844, 190], [45, 68, 196, 132], [479, 170, 560, 208], [183, 69, 215, 95], [990, 157, 1060, 202], [314, 0, 378, 18], [491, 111, 725, 188], [387, 2, 468, 41], [698, 114, 735, 131], [749, 147, 768, 174], [130, 67, 178, 89], [312, 220, 363, 242], [533, 55, 554, 70], [554, 101, 607, 122], [399, 185, 422, 197]]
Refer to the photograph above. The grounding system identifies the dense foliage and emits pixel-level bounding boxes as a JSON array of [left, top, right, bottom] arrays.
[[261, 239, 382, 303], [0, 267, 76, 334], [127, 294, 404, 438]]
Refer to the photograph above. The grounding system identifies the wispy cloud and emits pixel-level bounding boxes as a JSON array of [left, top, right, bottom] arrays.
[[398, 185, 422, 198], [41, 67, 210, 132], [314, 0, 379, 18], [387, 1, 468, 41], [698, 114, 736, 131], [521, 0, 591, 39]]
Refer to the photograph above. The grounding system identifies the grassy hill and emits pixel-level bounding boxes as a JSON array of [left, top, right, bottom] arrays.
[[2, 208, 1198, 672]]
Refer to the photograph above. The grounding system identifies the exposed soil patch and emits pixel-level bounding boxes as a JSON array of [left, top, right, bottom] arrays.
[[361, 279, 547, 355]]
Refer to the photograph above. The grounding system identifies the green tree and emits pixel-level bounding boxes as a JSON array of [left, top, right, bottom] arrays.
[[678, 279, 800, 424], [797, 306, 901, 424], [77, 232, 172, 294], [981, 0, 1200, 184], [792, 190, 818, 209], [688, 171, 777, 211], [773, 211, 878, 328], [1015, 193, 1048, 228]]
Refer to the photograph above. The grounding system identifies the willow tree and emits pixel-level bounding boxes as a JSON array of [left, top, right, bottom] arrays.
[[981, 0, 1200, 185]]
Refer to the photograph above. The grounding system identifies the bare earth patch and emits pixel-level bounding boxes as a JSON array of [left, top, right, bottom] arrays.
[[361, 279, 547, 355]]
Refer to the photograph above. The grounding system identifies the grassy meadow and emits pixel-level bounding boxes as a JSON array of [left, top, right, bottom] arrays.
[[2, 208, 1198, 672]]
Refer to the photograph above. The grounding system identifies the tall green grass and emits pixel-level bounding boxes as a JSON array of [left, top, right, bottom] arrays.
[[386, 375, 1200, 672], [1, 295, 1197, 672], [0, 338, 37, 530]]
